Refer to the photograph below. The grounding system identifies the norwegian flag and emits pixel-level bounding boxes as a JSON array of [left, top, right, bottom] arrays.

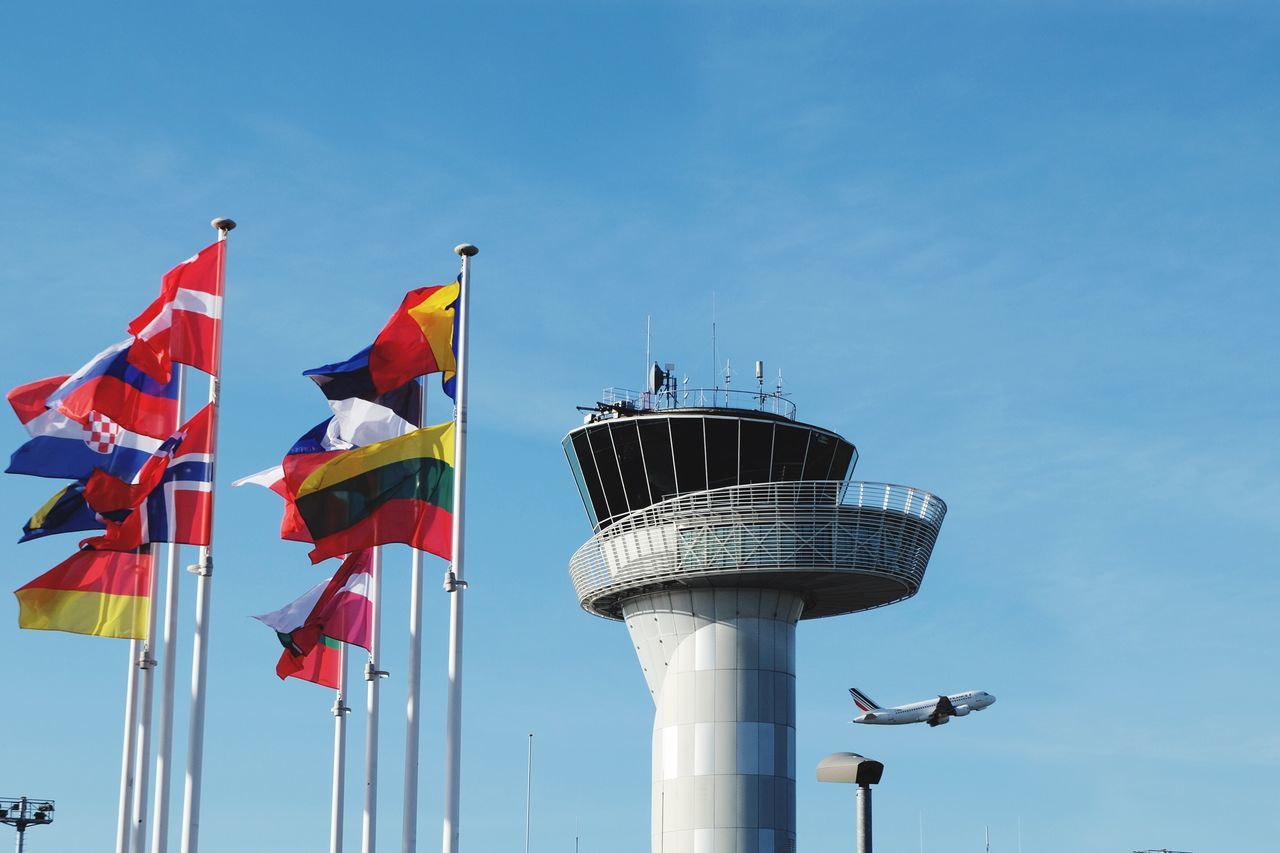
[[128, 241, 224, 382], [83, 403, 216, 550]]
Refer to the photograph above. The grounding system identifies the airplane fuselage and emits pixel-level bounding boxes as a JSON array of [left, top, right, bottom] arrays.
[[850, 690, 996, 726]]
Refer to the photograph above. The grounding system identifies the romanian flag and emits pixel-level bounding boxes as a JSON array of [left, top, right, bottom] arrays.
[[368, 281, 459, 395], [14, 549, 151, 639], [284, 422, 455, 564]]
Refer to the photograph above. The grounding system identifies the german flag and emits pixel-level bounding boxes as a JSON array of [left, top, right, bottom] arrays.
[[285, 421, 455, 564], [14, 548, 151, 639], [368, 281, 459, 394]]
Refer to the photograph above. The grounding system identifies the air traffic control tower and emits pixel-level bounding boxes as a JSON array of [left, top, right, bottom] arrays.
[[563, 368, 948, 853]]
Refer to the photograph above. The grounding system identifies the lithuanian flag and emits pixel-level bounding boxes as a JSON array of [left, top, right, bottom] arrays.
[[285, 421, 455, 564], [14, 549, 151, 639]]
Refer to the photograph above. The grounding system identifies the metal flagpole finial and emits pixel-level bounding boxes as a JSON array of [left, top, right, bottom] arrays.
[[454, 244, 478, 257], [211, 217, 237, 234]]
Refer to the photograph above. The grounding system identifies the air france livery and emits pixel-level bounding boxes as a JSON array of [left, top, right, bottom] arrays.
[[848, 687, 996, 727]]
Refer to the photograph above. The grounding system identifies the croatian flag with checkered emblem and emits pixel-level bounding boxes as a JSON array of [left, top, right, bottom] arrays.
[[128, 240, 224, 383], [7, 374, 164, 481], [86, 411, 122, 454], [82, 403, 216, 550]]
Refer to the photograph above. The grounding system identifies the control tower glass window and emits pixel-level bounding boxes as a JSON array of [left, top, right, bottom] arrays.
[[563, 411, 859, 530], [829, 441, 856, 481], [610, 420, 652, 510], [588, 426, 628, 518], [669, 417, 707, 493], [638, 418, 678, 501], [567, 432, 608, 528], [771, 423, 810, 481], [801, 430, 838, 480], [704, 417, 739, 489], [738, 419, 774, 484]]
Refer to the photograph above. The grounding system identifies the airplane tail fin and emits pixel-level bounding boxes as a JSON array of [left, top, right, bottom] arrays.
[[848, 687, 882, 712]]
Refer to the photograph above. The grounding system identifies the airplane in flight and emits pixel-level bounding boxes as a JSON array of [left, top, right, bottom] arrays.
[[848, 687, 996, 727]]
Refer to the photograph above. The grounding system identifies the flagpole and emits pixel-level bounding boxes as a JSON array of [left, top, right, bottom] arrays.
[[149, 367, 186, 853], [401, 378, 428, 853], [129, 553, 163, 853], [362, 546, 386, 853], [442, 243, 476, 853], [133, 370, 185, 853], [179, 217, 234, 853], [331, 641, 351, 853], [117, 639, 141, 853]]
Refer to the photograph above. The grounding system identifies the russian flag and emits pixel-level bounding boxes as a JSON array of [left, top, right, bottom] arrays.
[[44, 340, 181, 439], [83, 404, 215, 550], [128, 240, 224, 382], [7, 374, 164, 481]]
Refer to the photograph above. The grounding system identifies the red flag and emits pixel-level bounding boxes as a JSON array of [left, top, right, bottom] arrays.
[[256, 551, 373, 689], [81, 405, 215, 550], [276, 636, 342, 688], [367, 281, 458, 394], [128, 241, 224, 382]]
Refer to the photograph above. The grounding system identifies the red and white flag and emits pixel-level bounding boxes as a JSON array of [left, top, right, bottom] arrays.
[[253, 550, 373, 687], [128, 241, 224, 382]]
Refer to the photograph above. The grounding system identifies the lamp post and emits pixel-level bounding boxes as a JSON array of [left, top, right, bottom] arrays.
[[817, 753, 884, 853], [0, 797, 55, 853]]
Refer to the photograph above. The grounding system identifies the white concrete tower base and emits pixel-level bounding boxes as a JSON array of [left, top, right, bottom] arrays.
[[622, 588, 804, 853]]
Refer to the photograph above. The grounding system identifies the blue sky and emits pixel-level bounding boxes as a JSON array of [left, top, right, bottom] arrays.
[[1, 2, 1277, 850]]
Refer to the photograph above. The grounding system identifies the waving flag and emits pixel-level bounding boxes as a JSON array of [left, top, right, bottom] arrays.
[[442, 283, 460, 400], [82, 404, 215, 550], [7, 375, 163, 480], [304, 346, 423, 427], [234, 398, 419, 543], [14, 548, 151, 639], [367, 280, 459, 394], [128, 240, 224, 382], [20, 481, 112, 543], [42, 340, 181, 439], [285, 421, 455, 563], [254, 550, 373, 687]]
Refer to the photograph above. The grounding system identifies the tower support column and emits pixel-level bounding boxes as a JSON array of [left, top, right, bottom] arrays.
[[622, 588, 803, 853]]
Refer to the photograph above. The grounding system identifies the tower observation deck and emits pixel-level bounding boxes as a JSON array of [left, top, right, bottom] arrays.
[[563, 378, 947, 853]]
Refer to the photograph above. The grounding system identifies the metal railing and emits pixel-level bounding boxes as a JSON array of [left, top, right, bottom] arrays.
[[568, 480, 947, 619], [601, 386, 798, 420]]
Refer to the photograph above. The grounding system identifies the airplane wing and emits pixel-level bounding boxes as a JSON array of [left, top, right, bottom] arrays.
[[926, 695, 955, 727]]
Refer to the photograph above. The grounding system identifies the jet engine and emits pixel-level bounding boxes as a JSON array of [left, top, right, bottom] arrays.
[[952, 705, 971, 716]]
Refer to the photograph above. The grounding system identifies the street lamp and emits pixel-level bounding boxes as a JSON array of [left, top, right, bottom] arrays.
[[817, 753, 884, 853], [0, 797, 55, 852]]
